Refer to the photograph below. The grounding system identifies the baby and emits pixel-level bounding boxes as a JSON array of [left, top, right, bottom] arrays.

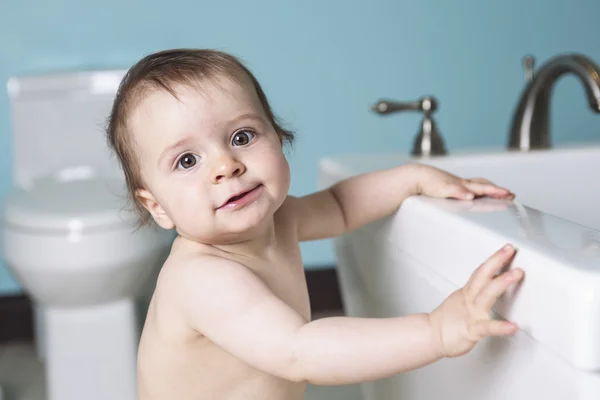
[[106, 49, 524, 400]]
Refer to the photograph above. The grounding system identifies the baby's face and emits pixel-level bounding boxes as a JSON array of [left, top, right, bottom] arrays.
[[129, 76, 290, 244]]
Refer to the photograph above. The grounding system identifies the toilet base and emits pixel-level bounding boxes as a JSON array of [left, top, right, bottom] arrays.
[[33, 304, 46, 362], [43, 298, 138, 400]]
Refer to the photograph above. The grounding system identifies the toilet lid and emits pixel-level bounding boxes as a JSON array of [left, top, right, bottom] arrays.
[[2, 170, 138, 232]]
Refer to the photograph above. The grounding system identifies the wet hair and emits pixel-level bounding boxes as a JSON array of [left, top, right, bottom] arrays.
[[106, 48, 294, 228]]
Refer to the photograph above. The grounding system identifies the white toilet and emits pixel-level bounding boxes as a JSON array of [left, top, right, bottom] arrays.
[[0, 71, 175, 400]]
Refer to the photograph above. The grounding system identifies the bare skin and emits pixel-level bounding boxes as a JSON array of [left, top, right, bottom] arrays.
[[127, 74, 523, 400], [136, 199, 309, 400]]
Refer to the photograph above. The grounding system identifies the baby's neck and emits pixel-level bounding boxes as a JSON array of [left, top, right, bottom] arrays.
[[176, 216, 281, 264], [212, 219, 279, 261]]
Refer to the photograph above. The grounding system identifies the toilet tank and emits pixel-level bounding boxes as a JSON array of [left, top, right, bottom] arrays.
[[7, 70, 127, 188]]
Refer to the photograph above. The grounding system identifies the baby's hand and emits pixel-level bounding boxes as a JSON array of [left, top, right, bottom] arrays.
[[414, 164, 515, 201], [429, 245, 524, 358]]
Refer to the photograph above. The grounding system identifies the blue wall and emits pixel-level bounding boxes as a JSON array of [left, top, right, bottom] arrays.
[[1, 0, 600, 295]]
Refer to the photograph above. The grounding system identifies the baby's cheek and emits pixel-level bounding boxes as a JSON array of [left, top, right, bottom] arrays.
[[275, 154, 291, 183], [266, 155, 291, 202], [176, 200, 214, 237], [168, 187, 200, 219]]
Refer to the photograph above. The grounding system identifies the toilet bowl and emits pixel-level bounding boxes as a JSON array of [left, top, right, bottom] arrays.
[[0, 169, 174, 400]]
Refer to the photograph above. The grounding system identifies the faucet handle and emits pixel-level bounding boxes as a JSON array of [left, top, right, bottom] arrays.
[[371, 96, 438, 116], [523, 54, 535, 83], [370, 96, 446, 157]]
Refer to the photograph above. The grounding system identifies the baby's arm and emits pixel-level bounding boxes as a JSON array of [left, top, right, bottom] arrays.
[[289, 164, 422, 241], [171, 246, 521, 385], [172, 254, 441, 385], [290, 163, 513, 242]]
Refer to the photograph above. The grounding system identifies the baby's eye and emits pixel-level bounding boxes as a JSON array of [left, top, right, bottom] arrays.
[[231, 130, 255, 147], [176, 153, 200, 170]]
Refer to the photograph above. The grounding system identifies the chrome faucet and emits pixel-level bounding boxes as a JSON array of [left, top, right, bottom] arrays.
[[370, 96, 447, 157], [508, 53, 600, 151]]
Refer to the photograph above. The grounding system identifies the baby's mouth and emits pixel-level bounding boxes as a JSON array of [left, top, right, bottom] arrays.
[[219, 184, 262, 209], [228, 190, 251, 203]]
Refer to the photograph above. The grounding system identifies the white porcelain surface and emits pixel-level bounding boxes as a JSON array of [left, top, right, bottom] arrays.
[[3, 171, 137, 231], [320, 144, 600, 399], [7, 70, 127, 189], [1, 222, 171, 306], [1, 168, 171, 306], [1, 69, 173, 400], [2, 69, 173, 307], [45, 299, 138, 400]]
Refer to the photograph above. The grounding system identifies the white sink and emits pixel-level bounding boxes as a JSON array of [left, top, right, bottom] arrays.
[[319, 144, 600, 400]]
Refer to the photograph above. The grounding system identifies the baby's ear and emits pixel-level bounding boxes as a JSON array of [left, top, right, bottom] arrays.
[[135, 189, 175, 230]]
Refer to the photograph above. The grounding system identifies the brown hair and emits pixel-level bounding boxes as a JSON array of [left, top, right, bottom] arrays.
[[106, 48, 294, 228]]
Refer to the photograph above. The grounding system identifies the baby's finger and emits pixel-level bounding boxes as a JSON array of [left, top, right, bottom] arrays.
[[472, 319, 519, 339], [475, 268, 524, 310], [467, 177, 511, 192], [468, 177, 494, 184], [446, 183, 475, 200], [465, 245, 517, 297], [464, 180, 513, 198]]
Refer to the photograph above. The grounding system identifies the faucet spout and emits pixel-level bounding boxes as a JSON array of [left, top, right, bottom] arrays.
[[508, 53, 600, 151]]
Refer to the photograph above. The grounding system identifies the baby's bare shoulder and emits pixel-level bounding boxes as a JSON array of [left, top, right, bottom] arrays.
[[161, 251, 244, 285], [150, 251, 260, 334], [156, 251, 261, 308]]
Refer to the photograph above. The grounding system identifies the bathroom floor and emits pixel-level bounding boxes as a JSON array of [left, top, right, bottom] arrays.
[[0, 311, 363, 400]]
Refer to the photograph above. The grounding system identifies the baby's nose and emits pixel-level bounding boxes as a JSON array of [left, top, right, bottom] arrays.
[[210, 156, 246, 183]]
